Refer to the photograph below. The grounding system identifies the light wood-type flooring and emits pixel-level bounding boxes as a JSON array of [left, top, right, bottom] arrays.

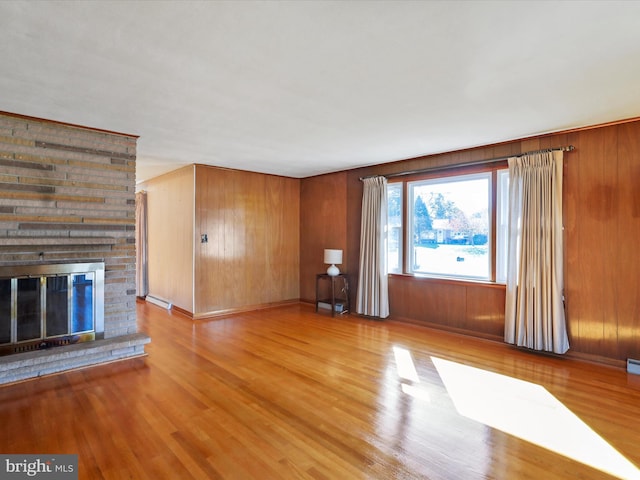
[[1, 302, 640, 479]]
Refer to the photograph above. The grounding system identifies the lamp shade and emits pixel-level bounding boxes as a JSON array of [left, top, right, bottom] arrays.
[[324, 249, 342, 276], [324, 249, 342, 265]]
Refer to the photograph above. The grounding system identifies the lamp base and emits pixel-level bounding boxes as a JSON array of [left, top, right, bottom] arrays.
[[327, 264, 340, 276]]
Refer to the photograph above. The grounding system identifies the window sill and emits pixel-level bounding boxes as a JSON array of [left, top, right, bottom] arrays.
[[388, 272, 506, 289]]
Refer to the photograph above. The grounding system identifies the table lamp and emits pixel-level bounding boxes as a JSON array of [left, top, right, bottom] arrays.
[[324, 249, 343, 276]]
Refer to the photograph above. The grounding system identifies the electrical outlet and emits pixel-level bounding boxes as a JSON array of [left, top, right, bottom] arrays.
[[201, 234, 208, 243]]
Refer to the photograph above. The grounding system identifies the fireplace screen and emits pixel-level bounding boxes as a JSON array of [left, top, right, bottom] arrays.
[[0, 263, 104, 355]]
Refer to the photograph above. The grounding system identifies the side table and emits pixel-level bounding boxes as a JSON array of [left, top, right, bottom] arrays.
[[315, 273, 350, 317]]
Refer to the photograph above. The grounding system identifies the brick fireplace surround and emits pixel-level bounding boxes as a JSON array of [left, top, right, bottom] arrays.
[[0, 112, 149, 384]]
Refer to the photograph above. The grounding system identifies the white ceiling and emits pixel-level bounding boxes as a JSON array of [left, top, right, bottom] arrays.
[[1, 1, 640, 183]]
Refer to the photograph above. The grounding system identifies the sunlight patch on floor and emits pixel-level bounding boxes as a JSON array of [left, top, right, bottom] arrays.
[[399, 382, 432, 402], [393, 346, 420, 383], [431, 356, 640, 480], [393, 346, 432, 402]]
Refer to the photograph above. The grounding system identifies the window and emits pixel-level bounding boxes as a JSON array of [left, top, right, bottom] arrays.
[[496, 170, 510, 283], [387, 183, 403, 274], [386, 168, 509, 283]]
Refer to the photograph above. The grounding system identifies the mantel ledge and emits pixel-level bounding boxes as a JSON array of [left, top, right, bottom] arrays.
[[0, 237, 118, 246]]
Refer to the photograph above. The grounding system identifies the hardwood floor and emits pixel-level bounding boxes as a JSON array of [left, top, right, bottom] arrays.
[[1, 302, 640, 479]]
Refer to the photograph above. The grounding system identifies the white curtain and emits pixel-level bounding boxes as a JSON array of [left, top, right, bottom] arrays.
[[135, 191, 149, 298], [504, 151, 569, 354], [356, 176, 389, 318]]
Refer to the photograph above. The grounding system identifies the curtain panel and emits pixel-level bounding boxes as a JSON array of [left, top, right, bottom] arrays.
[[356, 176, 390, 318], [504, 151, 569, 354], [135, 191, 149, 298]]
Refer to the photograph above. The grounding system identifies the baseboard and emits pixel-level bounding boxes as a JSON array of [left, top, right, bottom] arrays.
[[565, 350, 626, 369], [389, 314, 627, 370], [388, 314, 503, 343], [176, 299, 301, 321]]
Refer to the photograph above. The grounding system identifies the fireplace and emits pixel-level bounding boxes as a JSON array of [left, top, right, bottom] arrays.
[[0, 112, 150, 383], [0, 263, 104, 356]]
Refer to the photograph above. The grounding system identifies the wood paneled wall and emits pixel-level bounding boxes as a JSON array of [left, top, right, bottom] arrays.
[[301, 118, 640, 365], [139, 165, 195, 312], [194, 165, 300, 316], [388, 276, 506, 339], [141, 165, 300, 317], [299, 172, 348, 303], [564, 122, 640, 362]]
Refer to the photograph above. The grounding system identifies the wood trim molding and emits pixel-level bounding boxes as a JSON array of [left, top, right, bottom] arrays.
[[365, 115, 640, 176], [388, 273, 507, 290], [454, 115, 640, 156], [173, 299, 302, 321], [386, 314, 504, 342], [0, 110, 139, 138], [387, 313, 627, 369]]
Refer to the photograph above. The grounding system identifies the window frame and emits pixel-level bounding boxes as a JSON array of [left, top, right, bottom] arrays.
[[386, 163, 508, 284], [495, 169, 510, 284], [386, 182, 403, 274]]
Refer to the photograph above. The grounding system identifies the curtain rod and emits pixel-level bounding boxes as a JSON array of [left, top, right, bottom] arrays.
[[359, 145, 574, 181]]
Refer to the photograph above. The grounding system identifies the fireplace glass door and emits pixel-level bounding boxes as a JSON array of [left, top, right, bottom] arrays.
[[72, 273, 94, 333], [0, 279, 11, 344], [43, 273, 95, 339], [0, 263, 104, 355], [46, 276, 68, 337], [17, 278, 42, 342]]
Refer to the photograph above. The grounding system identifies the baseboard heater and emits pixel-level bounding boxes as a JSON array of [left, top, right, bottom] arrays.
[[627, 358, 640, 375], [146, 295, 173, 310]]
